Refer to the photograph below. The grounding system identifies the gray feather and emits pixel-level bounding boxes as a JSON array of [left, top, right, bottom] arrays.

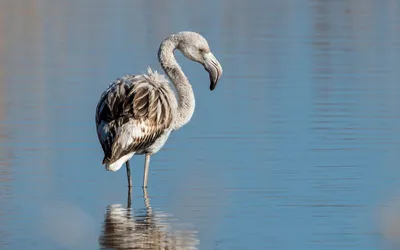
[[95, 70, 176, 164]]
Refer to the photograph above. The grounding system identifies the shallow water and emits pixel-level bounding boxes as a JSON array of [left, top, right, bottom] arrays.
[[1, 0, 400, 249]]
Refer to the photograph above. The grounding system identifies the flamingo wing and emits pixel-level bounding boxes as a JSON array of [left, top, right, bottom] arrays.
[[95, 70, 176, 164]]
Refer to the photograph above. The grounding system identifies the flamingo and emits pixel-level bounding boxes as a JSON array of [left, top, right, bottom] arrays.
[[95, 31, 223, 188]]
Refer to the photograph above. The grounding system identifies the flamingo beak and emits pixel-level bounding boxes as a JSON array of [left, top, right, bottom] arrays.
[[204, 52, 223, 91]]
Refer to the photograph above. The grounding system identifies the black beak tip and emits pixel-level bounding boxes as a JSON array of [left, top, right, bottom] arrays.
[[209, 75, 218, 91], [205, 63, 221, 91]]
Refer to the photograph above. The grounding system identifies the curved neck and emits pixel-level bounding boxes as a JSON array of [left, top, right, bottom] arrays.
[[158, 35, 195, 130]]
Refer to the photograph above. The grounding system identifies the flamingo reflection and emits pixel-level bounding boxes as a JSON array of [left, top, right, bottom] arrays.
[[99, 189, 199, 250]]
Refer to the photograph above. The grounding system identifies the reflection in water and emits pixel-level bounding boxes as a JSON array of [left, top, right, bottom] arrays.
[[99, 189, 199, 250]]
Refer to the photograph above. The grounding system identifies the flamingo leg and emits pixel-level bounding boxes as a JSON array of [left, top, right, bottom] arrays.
[[126, 161, 132, 188], [143, 154, 151, 188], [127, 182, 132, 209]]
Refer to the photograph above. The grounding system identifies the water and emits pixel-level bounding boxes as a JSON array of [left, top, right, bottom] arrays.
[[0, 0, 400, 249]]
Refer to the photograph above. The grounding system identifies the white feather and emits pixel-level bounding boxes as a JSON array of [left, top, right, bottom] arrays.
[[106, 152, 135, 172]]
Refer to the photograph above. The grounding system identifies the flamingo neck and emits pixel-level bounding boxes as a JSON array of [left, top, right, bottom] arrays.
[[158, 34, 195, 130]]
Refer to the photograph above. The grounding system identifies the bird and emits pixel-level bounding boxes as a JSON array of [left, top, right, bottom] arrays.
[[95, 31, 223, 188]]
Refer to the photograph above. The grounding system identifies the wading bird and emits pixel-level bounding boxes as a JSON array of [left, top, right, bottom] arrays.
[[95, 31, 223, 188]]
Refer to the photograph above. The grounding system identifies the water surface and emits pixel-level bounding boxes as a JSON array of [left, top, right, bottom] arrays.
[[0, 1, 400, 249]]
